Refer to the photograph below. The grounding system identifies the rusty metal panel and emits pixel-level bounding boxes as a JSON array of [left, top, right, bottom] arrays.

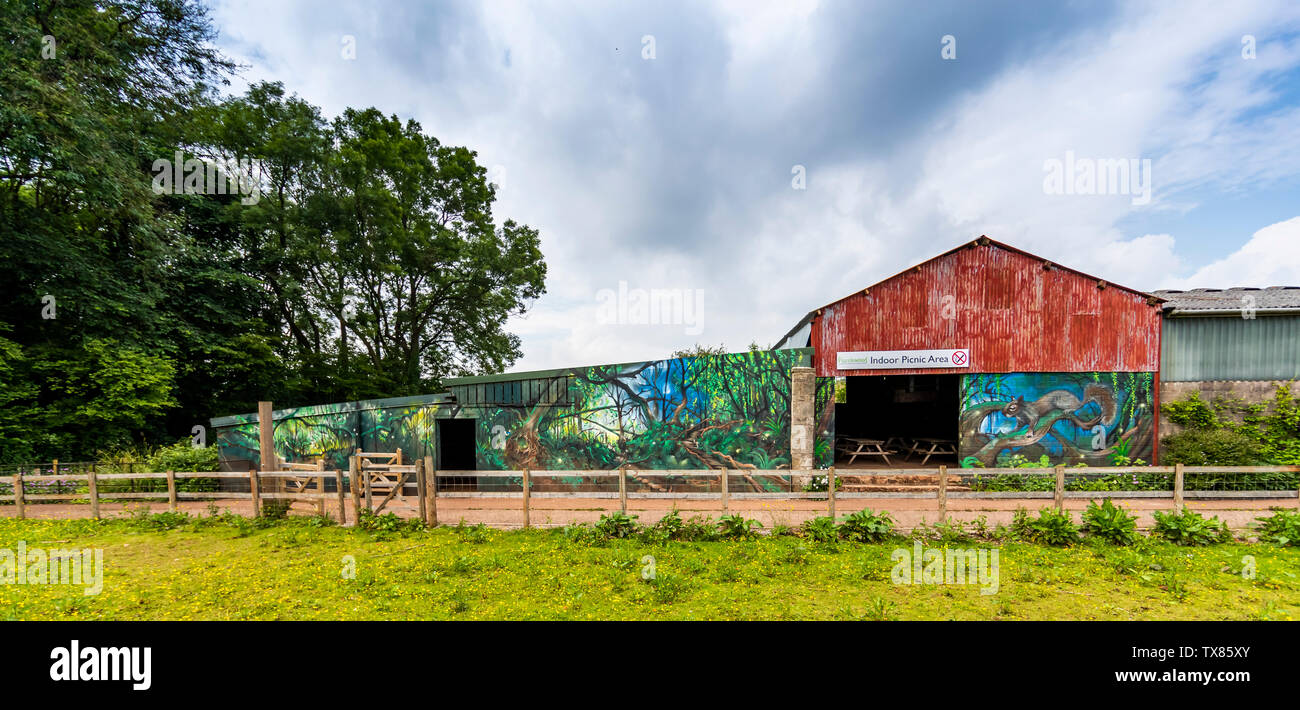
[[813, 242, 1162, 376]]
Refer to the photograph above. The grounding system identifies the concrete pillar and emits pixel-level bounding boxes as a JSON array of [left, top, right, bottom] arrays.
[[790, 367, 815, 470]]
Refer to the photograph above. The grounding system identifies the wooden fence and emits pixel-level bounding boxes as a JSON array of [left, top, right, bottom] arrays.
[[2, 462, 1297, 526]]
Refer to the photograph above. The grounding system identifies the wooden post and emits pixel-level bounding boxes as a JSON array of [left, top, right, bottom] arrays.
[[166, 470, 177, 512], [88, 466, 100, 519], [618, 466, 628, 514], [257, 401, 276, 471], [828, 467, 837, 518], [364, 467, 373, 512], [13, 473, 24, 520], [522, 468, 531, 529], [335, 469, 347, 525], [316, 469, 326, 516], [423, 455, 438, 527], [52, 459, 58, 477], [720, 468, 729, 514], [937, 465, 948, 521], [1053, 465, 1065, 512], [248, 468, 261, 517], [395, 448, 405, 500], [348, 456, 362, 522], [416, 459, 428, 525], [1173, 462, 1185, 510]]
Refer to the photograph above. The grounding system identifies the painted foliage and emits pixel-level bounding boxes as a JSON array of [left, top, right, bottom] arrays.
[[959, 372, 1155, 467], [474, 349, 825, 471]]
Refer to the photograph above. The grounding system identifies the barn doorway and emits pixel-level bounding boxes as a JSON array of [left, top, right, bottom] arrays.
[[437, 418, 478, 490], [834, 374, 960, 468]]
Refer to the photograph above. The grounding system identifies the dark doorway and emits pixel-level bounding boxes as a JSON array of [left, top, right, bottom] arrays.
[[834, 374, 960, 467], [437, 418, 478, 470]]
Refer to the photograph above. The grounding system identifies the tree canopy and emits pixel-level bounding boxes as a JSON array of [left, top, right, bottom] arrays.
[[0, 1, 547, 462]]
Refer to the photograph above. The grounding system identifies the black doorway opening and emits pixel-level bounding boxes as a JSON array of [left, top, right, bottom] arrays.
[[834, 374, 960, 467], [437, 418, 478, 490]]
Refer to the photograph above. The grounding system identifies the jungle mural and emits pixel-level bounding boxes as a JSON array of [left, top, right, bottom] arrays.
[[959, 372, 1155, 467], [211, 349, 834, 474], [471, 349, 833, 471]]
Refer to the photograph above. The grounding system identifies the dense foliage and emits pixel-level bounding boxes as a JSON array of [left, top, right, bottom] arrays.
[[0, 2, 546, 462], [1160, 387, 1300, 466]]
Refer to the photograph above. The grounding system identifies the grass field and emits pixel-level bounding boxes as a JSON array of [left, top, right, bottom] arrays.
[[1, 512, 1297, 620]]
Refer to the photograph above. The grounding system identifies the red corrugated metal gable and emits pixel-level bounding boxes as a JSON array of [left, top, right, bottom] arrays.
[[812, 240, 1162, 376]]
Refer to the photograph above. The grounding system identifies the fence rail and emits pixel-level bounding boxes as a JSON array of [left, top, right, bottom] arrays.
[[2, 462, 1297, 525]]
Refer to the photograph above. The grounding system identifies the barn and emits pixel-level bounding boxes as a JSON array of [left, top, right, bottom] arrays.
[[776, 236, 1164, 468]]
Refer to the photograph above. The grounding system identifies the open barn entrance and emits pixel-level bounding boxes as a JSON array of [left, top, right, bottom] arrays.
[[834, 374, 960, 468], [437, 418, 478, 491]]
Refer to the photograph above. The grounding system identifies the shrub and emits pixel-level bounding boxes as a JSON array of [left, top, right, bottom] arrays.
[[1162, 392, 1219, 430], [801, 515, 838, 543], [260, 500, 291, 519], [717, 514, 762, 539], [1252, 509, 1300, 546], [837, 509, 895, 542], [1018, 508, 1079, 546], [678, 515, 719, 542], [1151, 508, 1233, 546], [1081, 499, 1141, 545], [645, 509, 685, 541], [1160, 429, 1265, 466], [358, 510, 426, 534], [594, 511, 641, 539]]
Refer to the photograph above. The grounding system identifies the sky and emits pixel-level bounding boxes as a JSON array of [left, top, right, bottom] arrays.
[[208, 0, 1300, 372]]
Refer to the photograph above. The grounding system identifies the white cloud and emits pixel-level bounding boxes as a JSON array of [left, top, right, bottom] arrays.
[[1162, 216, 1300, 289]]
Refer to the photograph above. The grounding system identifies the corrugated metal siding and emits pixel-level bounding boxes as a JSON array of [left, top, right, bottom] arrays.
[[1160, 315, 1300, 381], [812, 242, 1163, 376]]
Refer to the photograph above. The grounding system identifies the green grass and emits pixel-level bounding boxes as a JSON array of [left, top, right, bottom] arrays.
[[1, 514, 1297, 620]]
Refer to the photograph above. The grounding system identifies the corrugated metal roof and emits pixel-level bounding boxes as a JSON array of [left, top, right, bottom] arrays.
[[1160, 315, 1300, 381], [811, 239, 1163, 376], [1153, 287, 1300, 313]]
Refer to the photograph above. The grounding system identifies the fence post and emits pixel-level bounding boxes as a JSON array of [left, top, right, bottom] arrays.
[[364, 467, 373, 512], [166, 470, 177, 512], [424, 455, 438, 527], [249, 468, 261, 517], [52, 459, 58, 477], [521, 468, 531, 529], [720, 468, 729, 514], [88, 465, 100, 519], [828, 466, 836, 519], [13, 473, 24, 520], [416, 459, 428, 525], [349, 456, 362, 522], [618, 466, 627, 514], [316, 467, 326, 517], [1053, 465, 1064, 512], [937, 465, 948, 521], [334, 469, 347, 525], [1173, 462, 1185, 510]]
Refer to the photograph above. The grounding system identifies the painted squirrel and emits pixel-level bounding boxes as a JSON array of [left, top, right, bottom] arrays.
[[1000, 383, 1117, 432]]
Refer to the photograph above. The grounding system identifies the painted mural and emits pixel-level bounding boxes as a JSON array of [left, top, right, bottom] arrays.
[[959, 372, 1155, 467], [211, 349, 834, 474], [472, 349, 832, 471]]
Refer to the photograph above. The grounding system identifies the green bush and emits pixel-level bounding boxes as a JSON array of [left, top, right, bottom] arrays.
[[1081, 499, 1141, 545], [1162, 392, 1219, 430], [837, 509, 895, 542], [717, 514, 762, 539], [1253, 509, 1300, 546], [801, 515, 838, 543], [594, 511, 641, 539], [1159, 429, 1265, 466], [1014, 508, 1079, 546], [1151, 508, 1233, 546]]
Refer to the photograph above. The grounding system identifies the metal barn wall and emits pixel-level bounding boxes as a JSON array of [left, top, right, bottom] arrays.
[[811, 241, 1163, 377], [1160, 315, 1300, 382]]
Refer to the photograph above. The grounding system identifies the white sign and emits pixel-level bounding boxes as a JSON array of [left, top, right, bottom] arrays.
[[837, 348, 970, 370]]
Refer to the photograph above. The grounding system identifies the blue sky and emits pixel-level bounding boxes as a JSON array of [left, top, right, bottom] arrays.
[[208, 0, 1300, 371]]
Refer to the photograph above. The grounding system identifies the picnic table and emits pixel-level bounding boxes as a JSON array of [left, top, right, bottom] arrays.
[[909, 437, 957, 465], [837, 437, 898, 466]]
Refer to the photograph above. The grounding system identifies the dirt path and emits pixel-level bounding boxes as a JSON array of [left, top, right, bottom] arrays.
[[3, 494, 1295, 532]]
